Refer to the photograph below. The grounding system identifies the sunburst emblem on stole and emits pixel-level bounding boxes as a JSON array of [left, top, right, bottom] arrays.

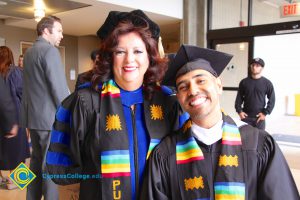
[[106, 114, 122, 131], [184, 176, 204, 191], [218, 154, 239, 167], [150, 105, 164, 120]]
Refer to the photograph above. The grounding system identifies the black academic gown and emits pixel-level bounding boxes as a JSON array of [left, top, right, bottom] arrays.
[[141, 116, 299, 200], [0, 75, 17, 134], [0, 75, 17, 160]]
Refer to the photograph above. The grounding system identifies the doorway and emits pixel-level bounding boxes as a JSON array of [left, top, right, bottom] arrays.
[[212, 38, 253, 119], [254, 33, 300, 136], [213, 34, 300, 136]]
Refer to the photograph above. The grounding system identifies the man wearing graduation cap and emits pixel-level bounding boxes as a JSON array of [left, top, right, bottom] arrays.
[[141, 45, 299, 200]]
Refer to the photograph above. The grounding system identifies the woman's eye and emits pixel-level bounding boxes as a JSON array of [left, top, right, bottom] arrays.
[[134, 50, 143, 54], [115, 50, 125, 55]]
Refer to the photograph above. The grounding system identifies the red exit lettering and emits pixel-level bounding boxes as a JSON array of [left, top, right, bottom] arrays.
[[283, 4, 297, 16]]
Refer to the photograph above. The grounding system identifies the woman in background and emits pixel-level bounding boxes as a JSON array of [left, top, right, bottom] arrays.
[[0, 46, 30, 189]]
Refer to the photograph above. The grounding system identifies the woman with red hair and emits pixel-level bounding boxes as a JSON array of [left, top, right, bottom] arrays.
[[0, 46, 30, 189], [46, 10, 186, 199]]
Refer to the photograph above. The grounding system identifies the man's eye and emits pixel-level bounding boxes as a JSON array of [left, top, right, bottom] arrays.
[[178, 86, 188, 92], [197, 79, 206, 84]]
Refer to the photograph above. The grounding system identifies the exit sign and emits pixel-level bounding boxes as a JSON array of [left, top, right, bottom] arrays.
[[281, 3, 300, 17]]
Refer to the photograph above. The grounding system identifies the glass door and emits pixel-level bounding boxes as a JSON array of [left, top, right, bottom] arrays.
[[211, 38, 253, 118]]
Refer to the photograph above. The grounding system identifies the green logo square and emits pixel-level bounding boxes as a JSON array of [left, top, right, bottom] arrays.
[[9, 162, 36, 190]]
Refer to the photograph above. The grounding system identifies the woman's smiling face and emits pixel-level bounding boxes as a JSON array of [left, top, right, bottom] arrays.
[[113, 32, 149, 91]]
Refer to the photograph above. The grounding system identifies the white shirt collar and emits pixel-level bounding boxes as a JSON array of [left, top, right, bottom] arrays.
[[191, 120, 223, 145]]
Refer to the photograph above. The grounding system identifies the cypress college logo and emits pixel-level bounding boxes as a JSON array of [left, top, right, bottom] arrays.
[[9, 162, 36, 190]]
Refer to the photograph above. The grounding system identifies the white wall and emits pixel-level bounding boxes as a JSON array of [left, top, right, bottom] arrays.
[[77, 36, 100, 74]]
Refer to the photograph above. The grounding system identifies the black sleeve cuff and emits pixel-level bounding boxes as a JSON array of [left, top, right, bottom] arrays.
[[262, 110, 269, 115]]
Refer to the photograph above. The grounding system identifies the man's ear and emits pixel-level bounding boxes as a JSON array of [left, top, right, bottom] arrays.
[[43, 28, 50, 35], [216, 77, 223, 95]]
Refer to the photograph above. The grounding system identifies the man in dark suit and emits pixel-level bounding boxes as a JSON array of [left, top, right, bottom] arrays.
[[21, 16, 69, 200]]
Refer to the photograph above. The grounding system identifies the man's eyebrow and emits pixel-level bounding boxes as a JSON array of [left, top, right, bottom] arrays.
[[176, 73, 207, 88]]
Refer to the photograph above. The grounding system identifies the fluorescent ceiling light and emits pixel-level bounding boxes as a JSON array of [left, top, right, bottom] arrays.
[[34, 0, 45, 22]]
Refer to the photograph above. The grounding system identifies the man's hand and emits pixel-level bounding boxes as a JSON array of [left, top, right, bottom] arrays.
[[256, 112, 266, 123], [5, 124, 18, 138], [238, 112, 248, 119]]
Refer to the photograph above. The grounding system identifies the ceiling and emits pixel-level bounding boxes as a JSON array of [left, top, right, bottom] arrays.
[[0, 0, 181, 39], [1, 0, 295, 39]]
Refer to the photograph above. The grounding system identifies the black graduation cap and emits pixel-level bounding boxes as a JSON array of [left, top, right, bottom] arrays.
[[162, 45, 233, 87], [97, 9, 160, 41]]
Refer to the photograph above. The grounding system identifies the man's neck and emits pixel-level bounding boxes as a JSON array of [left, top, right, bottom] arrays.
[[192, 111, 222, 129], [251, 74, 262, 79], [41, 35, 53, 46]]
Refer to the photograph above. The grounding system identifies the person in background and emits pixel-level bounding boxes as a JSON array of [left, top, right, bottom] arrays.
[[0, 76, 18, 138], [74, 49, 99, 90], [0, 46, 30, 190], [141, 45, 299, 200], [18, 54, 24, 68], [0, 74, 18, 181], [17, 53, 31, 146], [46, 10, 185, 200], [235, 58, 275, 130], [21, 16, 69, 200]]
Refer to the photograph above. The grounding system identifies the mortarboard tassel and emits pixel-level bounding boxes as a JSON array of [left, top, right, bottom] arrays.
[[158, 36, 165, 58]]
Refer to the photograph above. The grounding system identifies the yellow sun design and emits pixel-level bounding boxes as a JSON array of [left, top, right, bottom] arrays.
[[106, 114, 122, 131], [150, 105, 164, 120]]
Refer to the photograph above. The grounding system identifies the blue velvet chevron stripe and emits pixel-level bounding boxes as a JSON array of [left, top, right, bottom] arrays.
[[161, 85, 175, 96], [46, 151, 73, 166], [50, 129, 70, 146], [77, 82, 92, 89], [56, 106, 71, 123], [179, 112, 189, 128], [77, 82, 102, 90]]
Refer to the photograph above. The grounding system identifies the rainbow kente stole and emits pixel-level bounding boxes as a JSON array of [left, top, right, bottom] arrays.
[[176, 114, 245, 200], [97, 80, 172, 199]]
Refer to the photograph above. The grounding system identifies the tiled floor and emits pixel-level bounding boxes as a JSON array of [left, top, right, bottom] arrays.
[[268, 115, 300, 190], [279, 144, 300, 190], [0, 115, 299, 199], [267, 115, 300, 136]]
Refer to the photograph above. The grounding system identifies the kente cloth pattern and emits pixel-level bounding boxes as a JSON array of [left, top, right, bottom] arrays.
[[176, 114, 245, 199], [99, 80, 171, 199]]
